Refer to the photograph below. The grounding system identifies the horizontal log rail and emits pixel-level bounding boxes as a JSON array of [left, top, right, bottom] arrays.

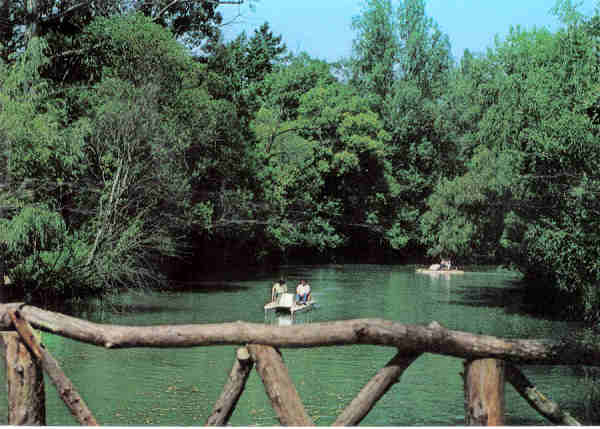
[[0, 303, 587, 426], [0, 303, 595, 365]]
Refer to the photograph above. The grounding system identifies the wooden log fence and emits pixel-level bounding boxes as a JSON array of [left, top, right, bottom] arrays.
[[332, 350, 421, 426], [0, 332, 45, 425], [206, 347, 253, 426], [463, 358, 505, 425], [8, 309, 98, 425], [0, 303, 589, 426]]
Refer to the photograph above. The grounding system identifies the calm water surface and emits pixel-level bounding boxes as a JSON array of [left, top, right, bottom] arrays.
[[0, 265, 588, 425]]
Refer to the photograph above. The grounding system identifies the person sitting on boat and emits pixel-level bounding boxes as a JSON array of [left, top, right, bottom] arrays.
[[295, 280, 304, 303], [271, 279, 287, 302], [441, 258, 452, 270], [296, 280, 311, 304], [304, 282, 311, 303]]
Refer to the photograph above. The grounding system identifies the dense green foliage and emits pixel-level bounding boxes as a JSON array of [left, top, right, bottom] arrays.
[[2, 0, 600, 322], [422, 6, 600, 321]]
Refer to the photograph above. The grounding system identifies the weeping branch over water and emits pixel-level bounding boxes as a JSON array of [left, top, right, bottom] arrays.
[[0, 303, 598, 366]]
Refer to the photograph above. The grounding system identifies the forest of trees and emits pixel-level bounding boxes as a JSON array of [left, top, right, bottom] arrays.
[[1, 0, 600, 322]]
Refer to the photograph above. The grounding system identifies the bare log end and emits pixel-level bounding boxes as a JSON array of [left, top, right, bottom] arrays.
[[428, 320, 443, 329], [237, 346, 250, 361], [83, 416, 99, 426], [353, 321, 377, 341]]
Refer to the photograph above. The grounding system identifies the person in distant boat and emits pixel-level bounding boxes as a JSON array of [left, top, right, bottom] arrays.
[[440, 258, 452, 270], [271, 279, 287, 302], [296, 279, 311, 304]]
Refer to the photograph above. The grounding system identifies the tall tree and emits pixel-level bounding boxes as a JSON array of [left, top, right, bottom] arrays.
[[396, 0, 451, 96], [350, 0, 397, 115], [349, 0, 453, 252], [204, 21, 286, 111]]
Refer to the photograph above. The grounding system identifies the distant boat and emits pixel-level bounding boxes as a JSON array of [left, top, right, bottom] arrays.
[[416, 268, 465, 275], [264, 293, 316, 315]]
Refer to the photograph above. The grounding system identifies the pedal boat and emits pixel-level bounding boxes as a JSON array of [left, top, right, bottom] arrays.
[[264, 293, 315, 314], [416, 268, 464, 274]]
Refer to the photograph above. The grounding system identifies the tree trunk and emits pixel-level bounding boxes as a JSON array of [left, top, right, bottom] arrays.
[[0, 304, 599, 366], [86, 160, 123, 267], [333, 350, 421, 426], [0, 0, 11, 62], [206, 347, 254, 426], [8, 310, 99, 426], [247, 344, 313, 426], [505, 363, 581, 425], [0, 331, 45, 425], [24, 0, 40, 43], [463, 359, 505, 426]]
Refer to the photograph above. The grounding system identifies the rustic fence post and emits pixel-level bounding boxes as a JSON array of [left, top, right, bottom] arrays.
[[0, 331, 46, 425], [206, 346, 254, 426], [247, 344, 313, 426], [8, 309, 98, 426], [463, 358, 505, 425], [505, 363, 581, 425], [333, 350, 421, 426]]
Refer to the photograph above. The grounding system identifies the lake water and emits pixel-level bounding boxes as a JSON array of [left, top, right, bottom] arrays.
[[0, 264, 589, 425]]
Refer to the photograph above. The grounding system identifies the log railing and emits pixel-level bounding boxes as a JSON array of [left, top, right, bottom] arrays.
[[0, 303, 588, 426]]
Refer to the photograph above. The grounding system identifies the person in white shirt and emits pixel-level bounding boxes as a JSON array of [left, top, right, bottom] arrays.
[[296, 279, 311, 304], [271, 279, 287, 302]]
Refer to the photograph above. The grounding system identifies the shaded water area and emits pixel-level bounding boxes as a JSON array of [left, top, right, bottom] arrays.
[[0, 264, 590, 425]]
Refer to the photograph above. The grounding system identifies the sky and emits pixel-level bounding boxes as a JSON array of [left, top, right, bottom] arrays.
[[220, 0, 598, 62]]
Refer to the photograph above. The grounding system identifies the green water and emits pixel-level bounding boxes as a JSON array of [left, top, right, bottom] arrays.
[[0, 265, 589, 425]]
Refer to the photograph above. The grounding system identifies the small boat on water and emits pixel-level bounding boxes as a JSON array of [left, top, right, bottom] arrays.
[[416, 261, 464, 275], [264, 293, 315, 315], [416, 268, 465, 274]]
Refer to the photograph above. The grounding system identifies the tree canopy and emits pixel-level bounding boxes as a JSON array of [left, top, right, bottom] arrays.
[[2, 0, 600, 322]]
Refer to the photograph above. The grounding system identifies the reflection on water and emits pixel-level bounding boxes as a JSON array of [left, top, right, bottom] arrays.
[[275, 314, 293, 325], [0, 264, 588, 426]]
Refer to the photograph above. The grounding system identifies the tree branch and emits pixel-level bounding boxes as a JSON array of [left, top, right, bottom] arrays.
[[149, 0, 244, 19], [41, 1, 91, 23]]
